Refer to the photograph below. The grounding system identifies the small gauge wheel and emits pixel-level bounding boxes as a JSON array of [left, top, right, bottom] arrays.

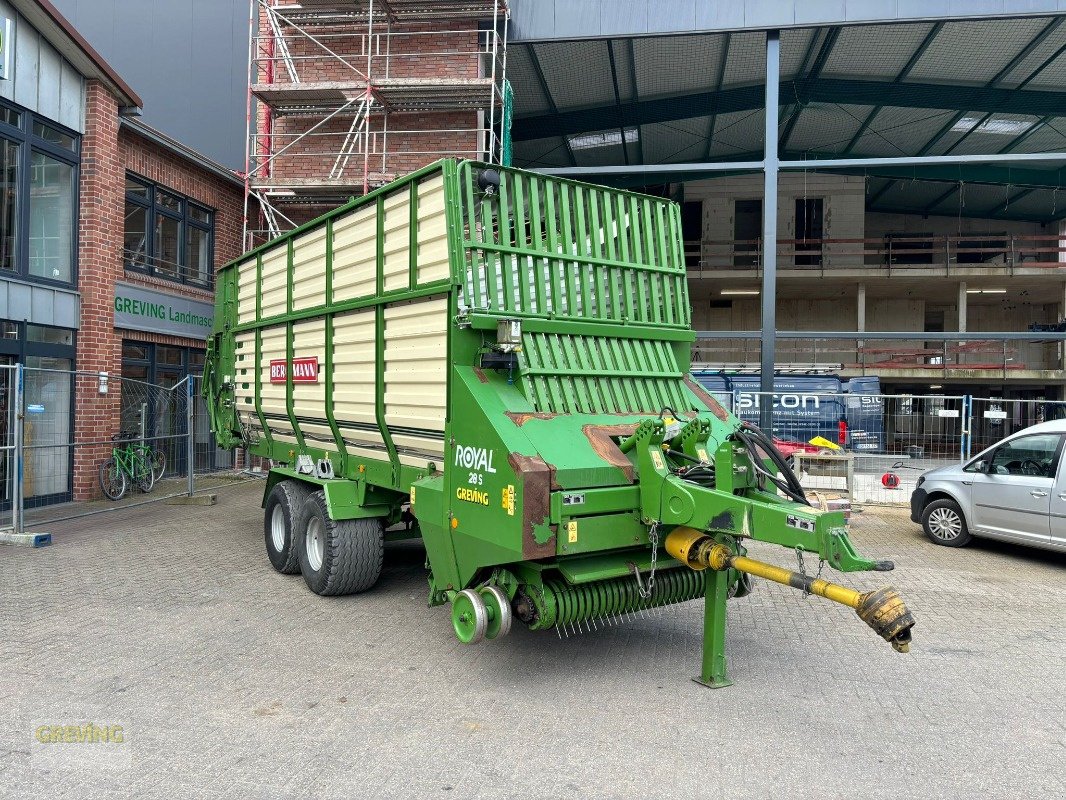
[[479, 585, 513, 640], [452, 589, 488, 644]]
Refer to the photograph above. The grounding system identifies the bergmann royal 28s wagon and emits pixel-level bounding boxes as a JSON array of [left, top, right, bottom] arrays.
[[203, 160, 914, 687]]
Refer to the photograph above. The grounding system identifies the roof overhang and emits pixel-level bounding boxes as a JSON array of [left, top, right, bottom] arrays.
[[509, 0, 1065, 42], [120, 118, 243, 189]]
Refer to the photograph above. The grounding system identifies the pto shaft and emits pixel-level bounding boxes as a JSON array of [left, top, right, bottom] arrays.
[[665, 527, 915, 653]]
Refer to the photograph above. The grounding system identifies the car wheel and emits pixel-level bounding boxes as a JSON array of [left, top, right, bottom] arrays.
[[921, 498, 973, 547]]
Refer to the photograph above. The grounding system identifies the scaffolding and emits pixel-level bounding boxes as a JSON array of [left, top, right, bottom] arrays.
[[244, 0, 509, 247]]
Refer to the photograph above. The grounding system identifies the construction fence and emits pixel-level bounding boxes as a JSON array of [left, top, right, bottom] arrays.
[[710, 390, 1066, 505], [0, 365, 254, 538]]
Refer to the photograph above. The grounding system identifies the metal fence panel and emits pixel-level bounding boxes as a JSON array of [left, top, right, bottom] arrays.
[[0, 365, 248, 537]]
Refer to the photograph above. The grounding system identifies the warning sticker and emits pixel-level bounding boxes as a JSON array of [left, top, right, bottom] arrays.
[[786, 514, 816, 533], [567, 520, 578, 543], [502, 485, 515, 516]]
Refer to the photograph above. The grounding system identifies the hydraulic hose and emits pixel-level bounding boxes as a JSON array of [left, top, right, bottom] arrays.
[[735, 423, 809, 505]]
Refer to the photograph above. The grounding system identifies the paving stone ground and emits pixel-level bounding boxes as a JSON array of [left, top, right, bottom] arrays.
[[1, 480, 1064, 799]]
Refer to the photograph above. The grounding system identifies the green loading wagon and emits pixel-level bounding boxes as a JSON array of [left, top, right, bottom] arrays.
[[204, 160, 914, 686]]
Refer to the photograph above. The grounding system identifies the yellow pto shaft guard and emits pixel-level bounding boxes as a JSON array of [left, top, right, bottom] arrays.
[[666, 527, 915, 653]]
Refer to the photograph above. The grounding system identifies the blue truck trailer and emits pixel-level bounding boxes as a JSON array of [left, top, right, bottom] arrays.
[[692, 373, 885, 452]]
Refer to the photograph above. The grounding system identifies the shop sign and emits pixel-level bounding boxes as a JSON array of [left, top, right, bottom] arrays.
[[114, 282, 214, 339]]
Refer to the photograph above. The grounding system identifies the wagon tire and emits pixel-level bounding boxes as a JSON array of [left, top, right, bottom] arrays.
[[264, 480, 312, 574], [297, 490, 384, 596], [921, 498, 972, 547]]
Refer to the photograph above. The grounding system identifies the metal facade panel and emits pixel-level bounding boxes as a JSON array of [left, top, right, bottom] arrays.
[[509, 0, 1062, 41], [546, 0, 599, 38], [12, 17, 39, 110], [8, 281, 30, 315], [58, 61, 83, 131], [52, 287, 80, 328], [597, 0, 650, 37], [796, 1, 847, 26], [36, 36, 62, 122]]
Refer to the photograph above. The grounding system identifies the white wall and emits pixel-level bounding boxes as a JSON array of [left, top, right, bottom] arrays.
[[684, 172, 867, 267], [865, 211, 1046, 240], [0, 0, 85, 132]]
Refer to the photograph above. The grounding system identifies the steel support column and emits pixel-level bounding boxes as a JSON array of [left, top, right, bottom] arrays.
[[760, 31, 780, 430]]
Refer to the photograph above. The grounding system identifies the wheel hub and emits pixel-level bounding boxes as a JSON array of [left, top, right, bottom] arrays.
[[306, 516, 325, 570], [928, 508, 961, 540], [271, 505, 286, 552]]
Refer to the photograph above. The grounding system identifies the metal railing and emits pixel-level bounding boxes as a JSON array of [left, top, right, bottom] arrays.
[[714, 389, 1066, 506], [685, 233, 1066, 273], [0, 366, 249, 538], [692, 336, 1065, 376]]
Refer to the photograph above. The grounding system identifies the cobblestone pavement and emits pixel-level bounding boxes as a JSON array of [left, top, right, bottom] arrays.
[[2, 481, 1064, 799]]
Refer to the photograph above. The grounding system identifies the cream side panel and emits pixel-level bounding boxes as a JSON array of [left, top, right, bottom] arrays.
[[384, 297, 448, 438], [292, 226, 329, 313], [291, 318, 327, 425], [236, 260, 258, 325], [260, 246, 290, 319], [417, 176, 450, 284], [259, 325, 292, 439], [332, 308, 381, 449], [382, 189, 411, 292], [332, 206, 378, 302]]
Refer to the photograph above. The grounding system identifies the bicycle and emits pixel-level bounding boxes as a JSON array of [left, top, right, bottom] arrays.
[[99, 433, 167, 501]]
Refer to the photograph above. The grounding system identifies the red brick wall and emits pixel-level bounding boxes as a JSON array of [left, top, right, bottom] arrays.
[[253, 8, 492, 221], [73, 82, 125, 501], [72, 80, 244, 499]]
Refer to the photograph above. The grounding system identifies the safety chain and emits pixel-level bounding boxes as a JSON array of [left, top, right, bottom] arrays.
[[634, 522, 660, 600], [794, 547, 825, 596]]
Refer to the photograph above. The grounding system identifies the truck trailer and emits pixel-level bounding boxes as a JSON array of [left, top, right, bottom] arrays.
[[203, 160, 914, 687]]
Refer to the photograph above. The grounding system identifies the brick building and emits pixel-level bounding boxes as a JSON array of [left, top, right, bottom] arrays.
[[248, 0, 507, 243], [0, 0, 242, 506]]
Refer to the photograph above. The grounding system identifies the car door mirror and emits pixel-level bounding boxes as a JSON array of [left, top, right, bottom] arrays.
[[964, 459, 985, 473]]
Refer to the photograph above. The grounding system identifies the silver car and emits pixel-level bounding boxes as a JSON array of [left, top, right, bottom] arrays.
[[910, 420, 1066, 553]]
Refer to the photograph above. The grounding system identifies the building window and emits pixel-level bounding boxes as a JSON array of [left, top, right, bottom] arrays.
[[125, 175, 214, 288], [0, 99, 79, 286], [29, 153, 75, 282]]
